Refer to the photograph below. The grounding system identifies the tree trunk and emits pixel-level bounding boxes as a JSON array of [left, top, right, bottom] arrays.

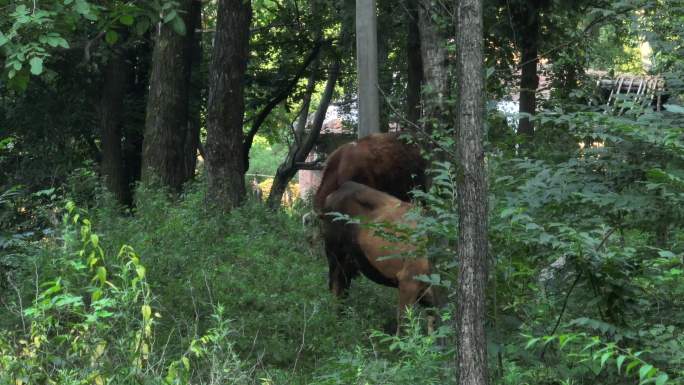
[[183, 0, 203, 180], [267, 58, 340, 209], [100, 50, 129, 204], [141, 0, 196, 191], [184, 0, 204, 179], [406, 0, 423, 128], [356, 0, 380, 138], [121, 38, 153, 205], [419, 0, 448, 133], [517, 5, 540, 138], [205, 0, 252, 209], [456, 0, 489, 384]]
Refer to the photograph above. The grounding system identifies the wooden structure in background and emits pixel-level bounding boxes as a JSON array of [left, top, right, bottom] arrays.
[[598, 75, 666, 115]]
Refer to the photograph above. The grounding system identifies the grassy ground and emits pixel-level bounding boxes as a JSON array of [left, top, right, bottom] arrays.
[[92, 183, 402, 383]]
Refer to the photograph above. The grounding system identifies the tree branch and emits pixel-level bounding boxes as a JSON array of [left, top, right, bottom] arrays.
[[242, 40, 325, 171]]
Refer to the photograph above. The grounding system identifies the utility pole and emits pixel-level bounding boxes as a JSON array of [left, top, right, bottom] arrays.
[[355, 0, 380, 138]]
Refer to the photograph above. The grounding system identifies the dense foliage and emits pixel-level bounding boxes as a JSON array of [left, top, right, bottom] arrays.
[[1, 0, 684, 384]]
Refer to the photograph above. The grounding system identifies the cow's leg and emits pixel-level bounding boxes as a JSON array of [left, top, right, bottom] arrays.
[[419, 287, 437, 334], [397, 280, 421, 335], [327, 247, 356, 298]]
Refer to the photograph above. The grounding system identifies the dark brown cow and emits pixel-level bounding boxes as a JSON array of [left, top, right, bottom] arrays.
[[322, 181, 436, 330], [313, 133, 426, 213]]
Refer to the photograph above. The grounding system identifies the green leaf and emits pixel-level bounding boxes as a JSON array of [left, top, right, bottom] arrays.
[[626, 360, 640, 375], [663, 104, 684, 114], [91, 288, 102, 302], [600, 351, 612, 368], [617, 355, 626, 374], [74, 0, 90, 15], [142, 304, 152, 321], [525, 337, 540, 349], [136, 265, 146, 279], [46, 36, 69, 48], [119, 14, 134, 26], [639, 364, 654, 381], [105, 30, 119, 45], [95, 266, 107, 284], [500, 207, 517, 218], [29, 57, 43, 75], [170, 15, 186, 35], [0, 32, 8, 47], [655, 374, 668, 385], [658, 250, 676, 258], [135, 18, 150, 35], [163, 10, 177, 23]]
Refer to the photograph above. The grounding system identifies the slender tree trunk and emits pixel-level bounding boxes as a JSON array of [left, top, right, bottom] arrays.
[[268, 58, 340, 209], [517, 5, 540, 138], [183, 0, 203, 179], [205, 0, 252, 209], [141, 0, 196, 191], [268, 61, 319, 208], [419, 0, 448, 133], [456, 0, 489, 384], [406, 0, 423, 128], [100, 50, 129, 204], [356, 0, 380, 138]]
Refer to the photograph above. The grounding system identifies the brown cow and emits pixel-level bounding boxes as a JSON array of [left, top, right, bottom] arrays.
[[313, 133, 426, 213], [322, 181, 436, 331]]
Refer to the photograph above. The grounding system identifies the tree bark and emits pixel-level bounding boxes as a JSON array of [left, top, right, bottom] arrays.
[[120, 38, 153, 205], [356, 0, 380, 138], [419, 0, 449, 133], [183, 0, 203, 180], [456, 0, 489, 384], [141, 0, 196, 191], [205, 0, 252, 209], [406, 0, 423, 128], [100, 50, 129, 204], [267, 57, 340, 209], [516, 3, 541, 138]]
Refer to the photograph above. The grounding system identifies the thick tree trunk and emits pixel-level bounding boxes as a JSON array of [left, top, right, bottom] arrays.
[[406, 0, 423, 128], [205, 0, 252, 209], [356, 0, 380, 138], [141, 0, 196, 191], [183, 0, 203, 180], [516, 3, 540, 138], [419, 0, 448, 133], [456, 0, 489, 384], [267, 58, 340, 209], [100, 51, 129, 204]]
